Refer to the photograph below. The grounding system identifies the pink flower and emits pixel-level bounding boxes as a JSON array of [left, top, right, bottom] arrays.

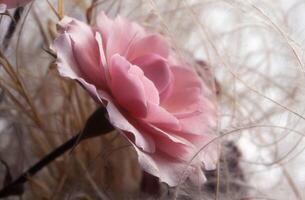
[[52, 13, 219, 186], [0, 0, 31, 13]]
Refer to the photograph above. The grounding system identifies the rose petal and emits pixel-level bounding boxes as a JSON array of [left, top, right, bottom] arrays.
[[145, 102, 180, 130], [173, 131, 219, 170], [135, 121, 194, 161], [132, 54, 173, 97], [191, 134, 219, 170], [140, 71, 160, 106], [57, 16, 106, 89], [95, 32, 109, 87], [127, 34, 170, 60], [95, 12, 115, 41], [104, 96, 156, 153], [52, 32, 82, 80], [52, 32, 106, 103], [188, 165, 207, 185], [152, 136, 192, 162], [162, 67, 203, 115], [178, 105, 215, 135], [109, 54, 148, 117], [160, 66, 217, 136], [96, 12, 145, 62], [134, 147, 197, 187]]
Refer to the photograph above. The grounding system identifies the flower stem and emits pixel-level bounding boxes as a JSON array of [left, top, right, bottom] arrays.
[[0, 107, 114, 198], [0, 133, 81, 198]]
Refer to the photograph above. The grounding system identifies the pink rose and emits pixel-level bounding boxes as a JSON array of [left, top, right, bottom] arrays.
[[0, 0, 31, 13], [52, 13, 218, 186]]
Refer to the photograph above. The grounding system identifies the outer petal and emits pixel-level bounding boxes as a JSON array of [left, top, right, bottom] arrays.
[[160, 66, 219, 169], [135, 124, 192, 162], [188, 165, 207, 185], [57, 16, 107, 89], [52, 32, 82, 80], [151, 137, 192, 162], [178, 99, 216, 135], [102, 94, 156, 153], [162, 67, 217, 135], [52, 32, 105, 104], [162, 67, 203, 115], [151, 122, 218, 169], [184, 133, 219, 170], [135, 118, 195, 162], [134, 147, 198, 187], [96, 12, 145, 61]]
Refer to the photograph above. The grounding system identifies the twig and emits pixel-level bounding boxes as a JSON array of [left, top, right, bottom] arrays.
[[3, 7, 24, 50]]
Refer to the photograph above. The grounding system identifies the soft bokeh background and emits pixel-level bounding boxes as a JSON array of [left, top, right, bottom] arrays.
[[1, 0, 305, 199]]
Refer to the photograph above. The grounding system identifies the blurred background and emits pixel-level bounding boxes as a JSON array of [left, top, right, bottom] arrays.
[[1, 0, 305, 199]]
